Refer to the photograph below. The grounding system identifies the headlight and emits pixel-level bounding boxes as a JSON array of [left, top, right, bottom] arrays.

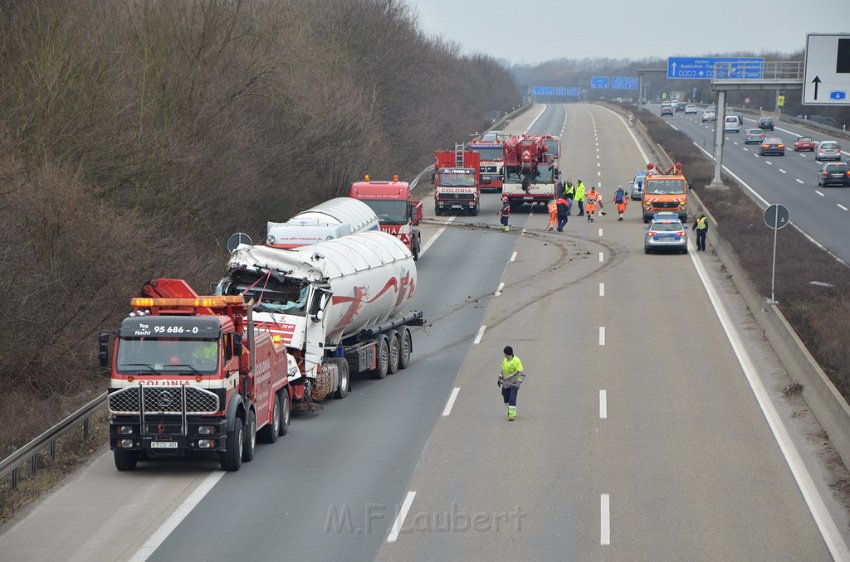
[[198, 425, 215, 435]]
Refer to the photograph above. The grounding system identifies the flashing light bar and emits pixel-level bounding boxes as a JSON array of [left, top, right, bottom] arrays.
[[130, 296, 245, 308]]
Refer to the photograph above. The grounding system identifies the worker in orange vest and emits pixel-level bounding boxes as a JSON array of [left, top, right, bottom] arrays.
[[547, 198, 558, 231], [585, 187, 603, 222]]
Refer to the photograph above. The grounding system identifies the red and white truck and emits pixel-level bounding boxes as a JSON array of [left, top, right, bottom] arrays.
[[502, 135, 560, 210], [349, 176, 423, 260], [433, 146, 481, 216], [101, 278, 294, 472], [467, 136, 506, 193], [266, 197, 379, 249], [216, 231, 424, 411]]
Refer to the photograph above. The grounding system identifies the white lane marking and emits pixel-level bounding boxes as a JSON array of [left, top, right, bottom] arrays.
[[510, 251, 517, 262], [689, 244, 850, 561], [816, 191, 825, 197], [669, 123, 679, 131], [599, 390, 607, 419], [599, 283, 605, 297], [523, 105, 547, 133], [600, 494, 610, 545], [597, 171, 602, 177], [800, 153, 807, 158], [598, 326, 605, 346], [598, 228, 604, 237], [597, 162, 601, 167], [765, 161, 773, 166], [839, 204, 849, 211], [598, 251, 604, 262], [473, 325, 486, 345], [733, 141, 739, 146], [387, 491, 416, 543], [743, 147, 749, 151], [419, 216, 455, 257], [796, 179, 805, 184], [495, 282, 505, 296], [598, 106, 650, 163], [597, 154, 600, 159], [442, 387, 460, 417], [779, 169, 787, 174], [130, 472, 225, 561]]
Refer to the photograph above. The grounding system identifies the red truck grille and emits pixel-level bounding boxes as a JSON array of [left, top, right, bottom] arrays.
[[109, 385, 219, 415]]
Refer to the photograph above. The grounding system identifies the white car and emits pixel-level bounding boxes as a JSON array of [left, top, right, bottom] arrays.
[[724, 115, 740, 133], [701, 109, 716, 122], [684, 104, 697, 114]]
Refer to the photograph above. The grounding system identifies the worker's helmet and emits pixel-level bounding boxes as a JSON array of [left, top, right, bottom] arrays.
[[502, 196, 508, 202]]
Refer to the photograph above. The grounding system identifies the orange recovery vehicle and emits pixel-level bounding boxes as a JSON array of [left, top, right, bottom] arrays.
[[641, 162, 689, 223]]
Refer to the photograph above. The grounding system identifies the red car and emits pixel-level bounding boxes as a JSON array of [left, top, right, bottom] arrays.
[[793, 136, 816, 152]]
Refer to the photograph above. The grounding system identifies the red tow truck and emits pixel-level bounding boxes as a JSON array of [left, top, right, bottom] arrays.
[[349, 176, 423, 260], [433, 146, 481, 216], [101, 278, 294, 472], [501, 135, 559, 209], [467, 135, 506, 192]]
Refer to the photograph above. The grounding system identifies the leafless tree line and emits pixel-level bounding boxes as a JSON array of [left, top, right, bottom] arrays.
[[0, 0, 520, 453]]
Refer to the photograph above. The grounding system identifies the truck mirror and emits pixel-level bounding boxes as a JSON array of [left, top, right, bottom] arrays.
[[98, 332, 111, 369], [411, 201, 423, 226], [309, 289, 330, 322], [233, 333, 243, 356]]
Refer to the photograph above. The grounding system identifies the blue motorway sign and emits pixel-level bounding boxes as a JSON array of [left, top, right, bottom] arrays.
[[531, 86, 555, 96], [591, 76, 610, 89], [555, 87, 567, 96], [566, 87, 580, 96], [666, 57, 764, 79], [612, 76, 640, 90]]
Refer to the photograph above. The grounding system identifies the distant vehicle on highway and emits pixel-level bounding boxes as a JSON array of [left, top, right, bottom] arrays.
[[815, 140, 842, 161], [758, 117, 775, 130], [701, 109, 716, 122], [745, 129, 766, 144], [674, 102, 685, 113], [817, 162, 850, 187], [684, 104, 697, 114], [759, 138, 785, 156], [644, 215, 688, 254], [661, 104, 673, 116], [724, 115, 741, 133], [630, 170, 648, 200], [793, 136, 816, 152]]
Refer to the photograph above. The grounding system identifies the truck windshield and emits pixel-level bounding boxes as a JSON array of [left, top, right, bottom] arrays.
[[116, 338, 219, 374], [544, 140, 559, 159], [439, 172, 475, 187], [360, 200, 409, 224], [469, 147, 503, 161], [505, 166, 556, 184], [646, 179, 685, 195]]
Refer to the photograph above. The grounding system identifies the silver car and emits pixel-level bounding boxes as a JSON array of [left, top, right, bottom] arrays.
[[631, 172, 647, 200], [815, 140, 842, 162], [702, 109, 716, 122], [644, 218, 688, 254]]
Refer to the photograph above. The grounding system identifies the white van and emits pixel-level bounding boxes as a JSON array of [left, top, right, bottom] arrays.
[[724, 115, 740, 133]]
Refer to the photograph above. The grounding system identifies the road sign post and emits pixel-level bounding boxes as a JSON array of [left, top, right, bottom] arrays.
[[763, 204, 790, 304]]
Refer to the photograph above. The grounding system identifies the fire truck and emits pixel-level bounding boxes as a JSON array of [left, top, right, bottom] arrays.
[[101, 279, 294, 472], [641, 162, 688, 223], [433, 145, 481, 216], [467, 135, 506, 192], [349, 176, 423, 260], [502, 135, 560, 209]]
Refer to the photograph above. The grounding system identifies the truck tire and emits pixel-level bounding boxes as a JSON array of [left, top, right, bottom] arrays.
[[412, 239, 420, 262], [220, 418, 243, 471], [398, 328, 412, 370], [257, 395, 280, 444], [279, 391, 291, 436], [114, 450, 138, 471], [333, 359, 350, 399], [435, 207, 442, 216], [387, 330, 401, 374], [472, 205, 480, 216], [242, 410, 256, 462], [373, 335, 390, 379]]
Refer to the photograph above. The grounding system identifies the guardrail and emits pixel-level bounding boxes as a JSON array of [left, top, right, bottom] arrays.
[[0, 392, 107, 489]]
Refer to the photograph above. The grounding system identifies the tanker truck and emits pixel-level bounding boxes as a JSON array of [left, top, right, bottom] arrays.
[[215, 230, 424, 410], [266, 197, 379, 249]]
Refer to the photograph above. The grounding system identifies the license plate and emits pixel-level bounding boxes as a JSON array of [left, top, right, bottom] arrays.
[[151, 441, 178, 449], [452, 205, 462, 209]]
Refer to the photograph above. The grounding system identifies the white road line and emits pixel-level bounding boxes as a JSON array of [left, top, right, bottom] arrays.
[[743, 147, 749, 151], [419, 216, 455, 257], [779, 169, 787, 174], [597, 171, 602, 177], [598, 251, 604, 262], [598, 106, 650, 163], [494, 282, 505, 296], [816, 191, 825, 197], [600, 494, 610, 545], [510, 251, 517, 262], [442, 387, 460, 416], [130, 472, 225, 561], [387, 491, 416, 543], [599, 390, 607, 419], [796, 179, 805, 184], [689, 244, 850, 561], [599, 282, 605, 297], [839, 204, 849, 211], [523, 105, 547, 133], [598, 326, 605, 346], [733, 141, 739, 146], [598, 227, 603, 237], [765, 161, 773, 166], [597, 154, 600, 159], [669, 123, 679, 131], [473, 325, 486, 345], [597, 162, 601, 167], [800, 153, 807, 158]]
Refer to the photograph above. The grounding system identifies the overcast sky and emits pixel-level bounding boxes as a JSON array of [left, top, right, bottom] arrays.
[[402, 0, 850, 64]]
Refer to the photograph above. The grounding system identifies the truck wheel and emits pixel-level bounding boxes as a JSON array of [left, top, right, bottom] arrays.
[[242, 411, 256, 462], [258, 396, 279, 444], [398, 328, 412, 370], [387, 331, 400, 374], [373, 335, 389, 379], [279, 391, 291, 436], [412, 239, 420, 262], [114, 450, 138, 471], [333, 359, 350, 399], [435, 207, 442, 216], [220, 418, 243, 471], [472, 206, 480, 216]]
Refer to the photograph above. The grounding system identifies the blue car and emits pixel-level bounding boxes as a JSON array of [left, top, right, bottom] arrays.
[[631, 170, 648, 200]]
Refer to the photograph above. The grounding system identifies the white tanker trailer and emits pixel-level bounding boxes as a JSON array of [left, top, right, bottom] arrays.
[[266, 197, 379, 249], [216, 230, 423, 408]]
